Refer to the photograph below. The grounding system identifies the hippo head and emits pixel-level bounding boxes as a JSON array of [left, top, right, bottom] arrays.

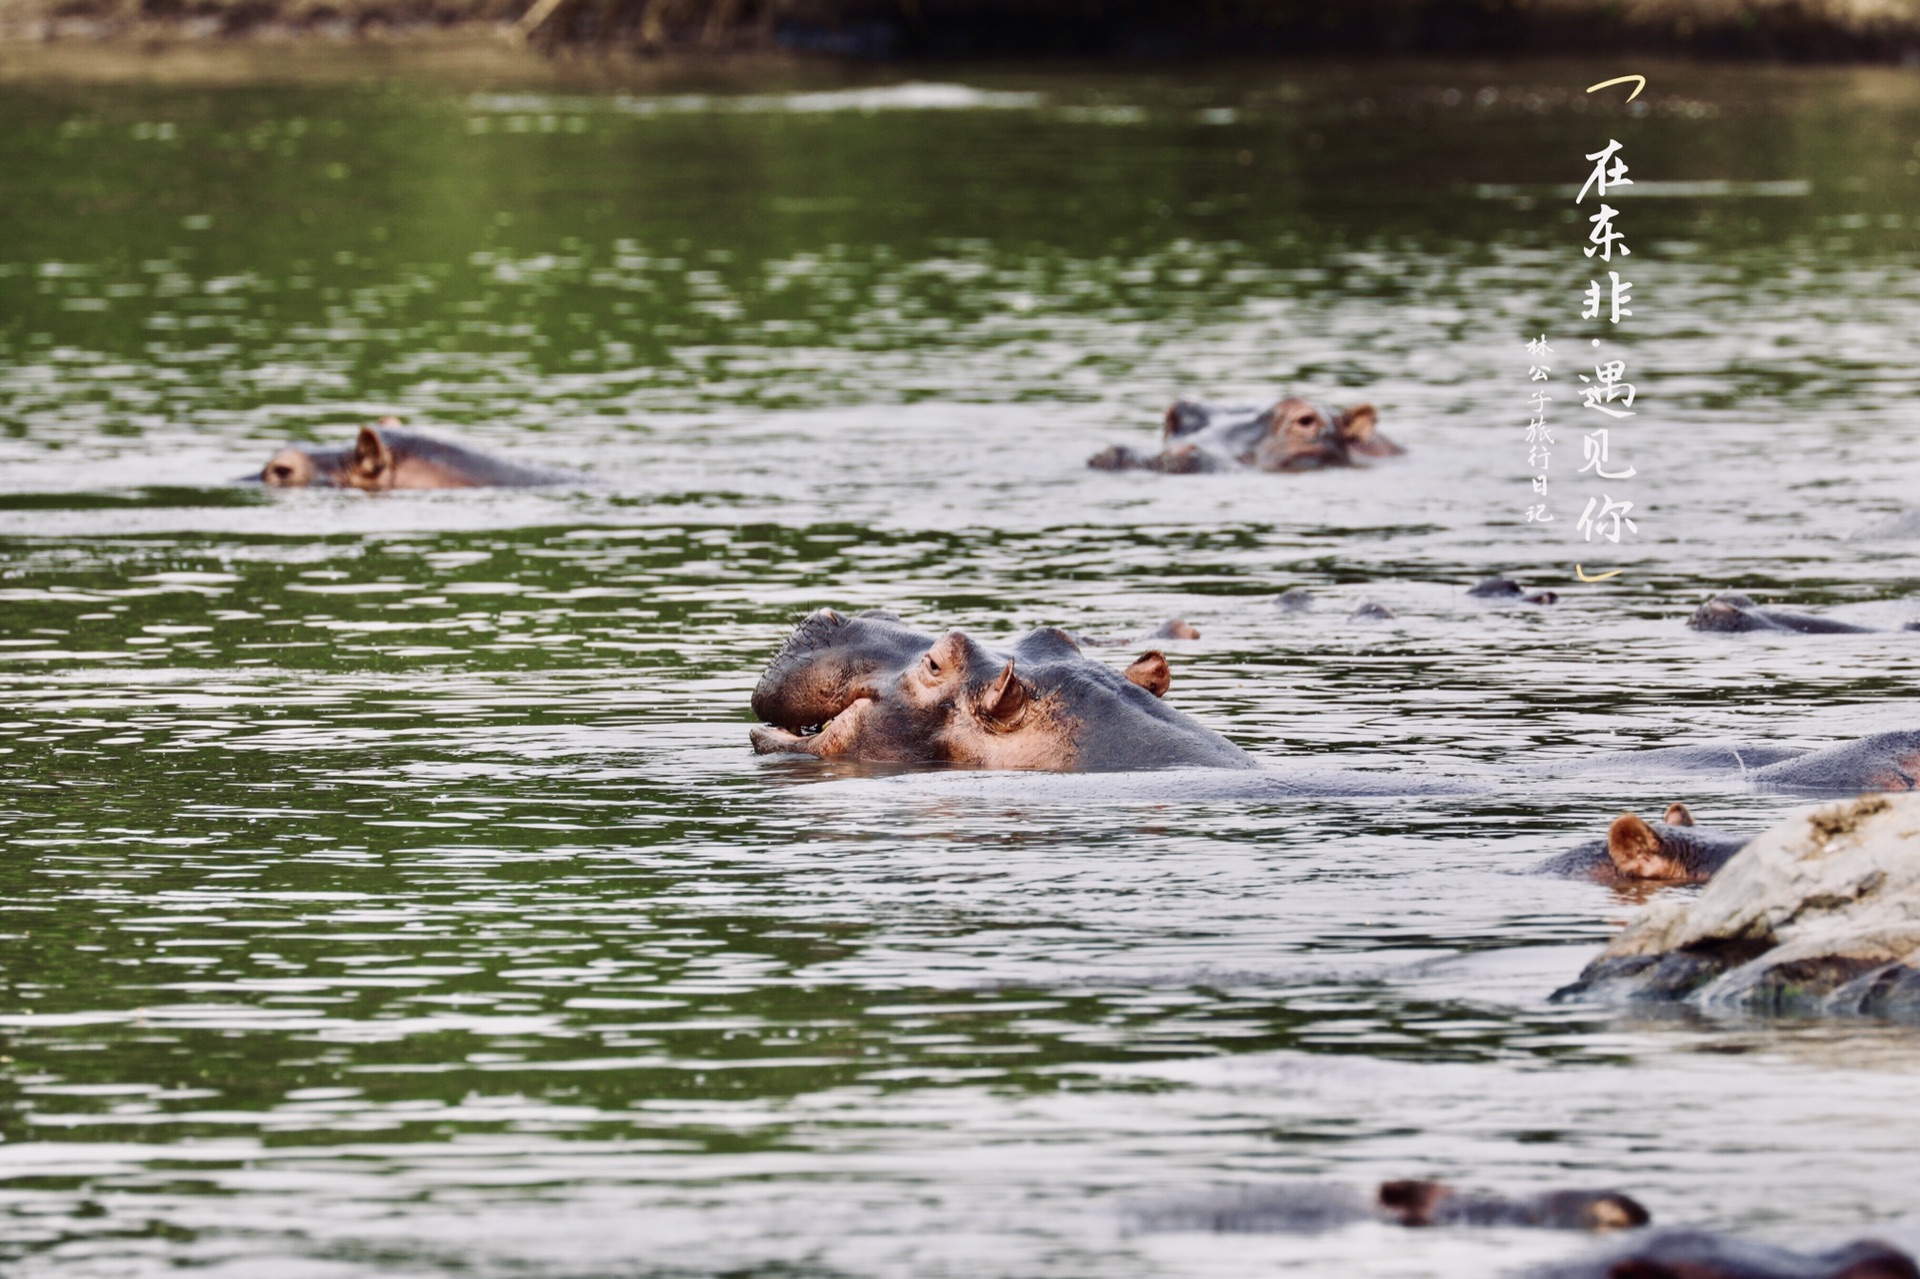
[[263, 418, 404, 490], [1603, 802, 1757, 884], [1249, 399, 1393, 471], [750, 609, 1249, 771], [1687, 592, 1765, 632]]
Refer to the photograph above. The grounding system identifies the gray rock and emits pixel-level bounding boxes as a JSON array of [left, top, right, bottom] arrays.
[[1554, 793, 1920, 1016]]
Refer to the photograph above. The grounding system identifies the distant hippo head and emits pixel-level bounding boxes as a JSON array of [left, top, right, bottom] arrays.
[[1244, 398, 1397, 471], [1092, 396, 1401, 474], [749, 609, 1256, 771], [260, 419, 560, 490], [263, 418, 406, 490]]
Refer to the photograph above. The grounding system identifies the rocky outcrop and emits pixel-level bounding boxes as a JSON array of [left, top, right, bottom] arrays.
[[1554, 793, 1920, 1016]]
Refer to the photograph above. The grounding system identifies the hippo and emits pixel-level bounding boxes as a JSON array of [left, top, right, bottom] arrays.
[[1542, 731, 1920, 796], [1469, 576, 1558, 605], [1743, 730, 1920, 793], [1538, 1229, 1918, 1279], [1554, 793, 1920, 1017], [1350, 601, 1397, 621], [1274, 587, 1316, 613], [259, 418, 566, 490], [1687, 593, 1909, 634], [1088, 397, 1401, 473], [1074, 618, 1202, 648], [749, 608, 1255, 770], [1533, 803, 1753, 885], [1129, 1178, 1648, 1235]]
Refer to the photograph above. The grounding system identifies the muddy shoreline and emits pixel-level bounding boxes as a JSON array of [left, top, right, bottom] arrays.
[[3, 0, 1920, 66]]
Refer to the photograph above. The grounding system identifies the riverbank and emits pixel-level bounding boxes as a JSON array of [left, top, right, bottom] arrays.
[[2, 0, 1919, 62]]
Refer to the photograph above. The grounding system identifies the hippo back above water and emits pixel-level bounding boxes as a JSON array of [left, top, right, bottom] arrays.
[[1089, 397, 1402, 474], [749, 608, 1256, 771], [260, 418, 569, 490]]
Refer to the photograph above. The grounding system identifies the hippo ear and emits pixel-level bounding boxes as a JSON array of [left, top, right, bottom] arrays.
[[351, 424, 393, 481], [1664, 802, 1695, 827], [1607, 813, 1687, 880], [1164, 400, 1208, 439], [1336, 404, 1379, 442], [1377, 1180, 1451, 1228], [1124, 651, 1171, 698], [977, 659, 1029, 726]]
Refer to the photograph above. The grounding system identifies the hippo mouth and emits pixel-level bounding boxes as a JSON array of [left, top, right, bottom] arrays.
[[750, 696, 874, 756]]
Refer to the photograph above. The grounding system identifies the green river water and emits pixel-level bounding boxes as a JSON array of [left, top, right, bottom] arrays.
[[1, 54, 1919, 1277]]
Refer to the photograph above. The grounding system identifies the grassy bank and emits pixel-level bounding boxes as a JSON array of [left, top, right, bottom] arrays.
[[1, 0, 1919, 61]]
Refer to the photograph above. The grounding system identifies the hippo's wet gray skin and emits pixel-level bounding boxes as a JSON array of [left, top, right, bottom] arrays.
[[1274, 587, 1315, 613], [1745, 730, 1920, 792], [1468, 576, 1558, 605], [1538, 1229, 1919, 1279], [1088, 397, 1401, 473], [1687, 592, 1902, 634], [260, 418, 566, 490], [1534, 803, 1753, 885], [1129, 1178, 1648, 1235], [1539, 732, 1920, 795], [749, 608, 1255, 770]]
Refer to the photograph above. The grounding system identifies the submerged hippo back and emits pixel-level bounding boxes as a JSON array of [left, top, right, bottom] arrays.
[[379, 431, 568, 488], [1749, 730, 1920, 792]]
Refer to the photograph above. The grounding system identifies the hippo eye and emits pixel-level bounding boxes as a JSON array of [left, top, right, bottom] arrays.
[[925, 655, 942, 676], [268, 464, 293, 481]]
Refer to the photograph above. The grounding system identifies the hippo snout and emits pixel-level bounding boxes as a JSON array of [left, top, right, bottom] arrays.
[[750, 608, 847, 726]]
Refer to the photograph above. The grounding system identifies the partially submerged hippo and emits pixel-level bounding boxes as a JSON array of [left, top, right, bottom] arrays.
[[1539, 1229, 1918, 1279], [1271, 579, 1554, 618], [1469, 576, 1558, 605], [1274, 587, 1315, 613], [1074, 618, 1201, 648], [1743, 731, 1920, 793], [749, 608, 1254, 770], [1554, 793, 1920, 1017], [1088, 397, 1401, 473], [1553, 731, 1920, 796], [1534, 803, 1753, 885], [1130, 1178, 1647, 1234], [259, 418, 565, 490], [1687, 593, 1911, 634]]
